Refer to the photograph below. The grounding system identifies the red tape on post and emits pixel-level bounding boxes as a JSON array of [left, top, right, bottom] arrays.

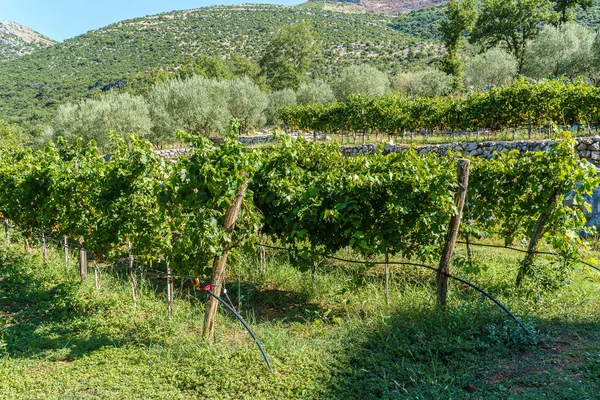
[[204, 284, 212, 291]]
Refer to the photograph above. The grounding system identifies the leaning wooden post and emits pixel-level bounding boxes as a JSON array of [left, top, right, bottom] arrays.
[[515, 194, 557, 287], [437, 159, 470, 308], [128, 242, 138, 307], [4, 219, 10, 246], [203, 174, 248, 343], [78, 237, 87, 282]]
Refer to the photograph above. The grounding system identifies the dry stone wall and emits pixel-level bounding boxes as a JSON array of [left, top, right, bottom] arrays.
[[340, 137, 600, 166], [154, 136, 600, 166]]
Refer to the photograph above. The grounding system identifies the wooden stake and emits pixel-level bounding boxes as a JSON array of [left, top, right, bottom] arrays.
[[4, 219, 9, 246], [64, 236, 69, 269], [41, 231, 47, 264], [203, 174, 248, 343], [385, 250, 390, 306], [128, 242, 137, 307], [167, 261, 173, 319], [437, 159, 470, 308], [24, 237, 30, 255], [94, 259, 100, 289], [78, 237, 87, 282]]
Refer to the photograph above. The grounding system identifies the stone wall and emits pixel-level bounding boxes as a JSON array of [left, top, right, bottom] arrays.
[[154, 136, 600, 165], [340, 137, 600, 166]]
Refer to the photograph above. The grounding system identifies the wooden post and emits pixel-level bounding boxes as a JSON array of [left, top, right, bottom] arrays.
[[78, 237, 87, 282], [167, 261, 173, 319], [41, 231, 47, 264], [24, 237, 30, 255], [515, 194, 557, 287], [128, 242, 137, 307], [437, 159, 470, 308], [64, 236, 69, 269], [203, 175, 248, 343], [385, 250, 390, 306], [4, 219, 9, 246], [93, 258, 100, 289]]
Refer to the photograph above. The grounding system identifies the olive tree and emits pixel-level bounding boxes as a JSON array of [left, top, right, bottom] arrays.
[[523, 22, 596, 80], [265, 89, 297, 126], [393, 69, 454, 97], [334, 65, 390, 101], [226, 77, 269, 134], [149, 76, 230, 142], [50, 92, 152, 148], [465, 48, 518, 88], [296, 79, 335, 104]]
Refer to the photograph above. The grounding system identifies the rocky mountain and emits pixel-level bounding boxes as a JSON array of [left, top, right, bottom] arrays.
[[0, 21, 56, 62]]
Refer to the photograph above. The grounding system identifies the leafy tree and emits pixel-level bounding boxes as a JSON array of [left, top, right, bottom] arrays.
[[465, 47, 518, 88], [471, 0, 557, 73], [523, 22, 596, 79], [230, 55, 267, 89], [552, 0, 593, 24], [49, 93, 153, 148], [296, 79, 335, 104], [149, 76, 230, 142], [438, 0, 477, 88], [334, 65, 390, 101], [393, 69, 454, 97], [226, 77, 269, 134], [259, 22, 321, 91], [0, 120, 26, 148], [266, 89, 297, 125], [178, 55, 234, 81]]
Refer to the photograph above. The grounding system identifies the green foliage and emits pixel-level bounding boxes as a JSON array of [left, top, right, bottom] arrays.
[[266, 88, 297, 126], [0, 4, 437, 132], [148, 76, 230, 141], [296, 79, 336, 105], [465, 47, 518, 88], [225, 77, 269, 134], [523, 22, 597, 80], [47, 93, 153, 148], [259, 22, 322, 91], [553, 0, 594, 23], [439, 0, 477, 86], [0, 120, 27, 148], [282, 79, 600, 135], [334, 65, 390, 101], [393, 68, 454, 97], [471, 0, 558, 72], [166, 133, 262, 273], [467, 132, 599, 255]]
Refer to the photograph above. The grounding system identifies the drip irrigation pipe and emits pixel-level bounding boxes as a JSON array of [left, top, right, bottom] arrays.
[[258, 243, 531, 336], [204, 285, 273, 373]]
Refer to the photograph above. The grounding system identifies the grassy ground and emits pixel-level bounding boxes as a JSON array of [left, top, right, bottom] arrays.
[[0, 238, 599, 399]]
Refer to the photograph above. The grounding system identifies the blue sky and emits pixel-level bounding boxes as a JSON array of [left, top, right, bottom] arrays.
[[2, 0, 304, 42]]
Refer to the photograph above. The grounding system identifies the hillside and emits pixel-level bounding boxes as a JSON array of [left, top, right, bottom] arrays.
[[1, 0, 600, 132], [0, 3, 442, 130], [316, 0, 447, 14], [0, 21, 55, 62]]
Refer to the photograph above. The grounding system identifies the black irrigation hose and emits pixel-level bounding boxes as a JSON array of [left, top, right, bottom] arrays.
[[205, 288, 273, 373], [259, 243, 531, 336], [457, 240, 600, 273], [457, 240, 558, 256]]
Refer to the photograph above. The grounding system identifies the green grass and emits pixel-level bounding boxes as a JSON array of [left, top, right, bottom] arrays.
[[0, 237, 599, 399]]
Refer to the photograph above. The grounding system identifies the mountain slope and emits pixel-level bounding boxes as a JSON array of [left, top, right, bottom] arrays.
[[0, 21, 55, 62], [0, 3, 441, 129]]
